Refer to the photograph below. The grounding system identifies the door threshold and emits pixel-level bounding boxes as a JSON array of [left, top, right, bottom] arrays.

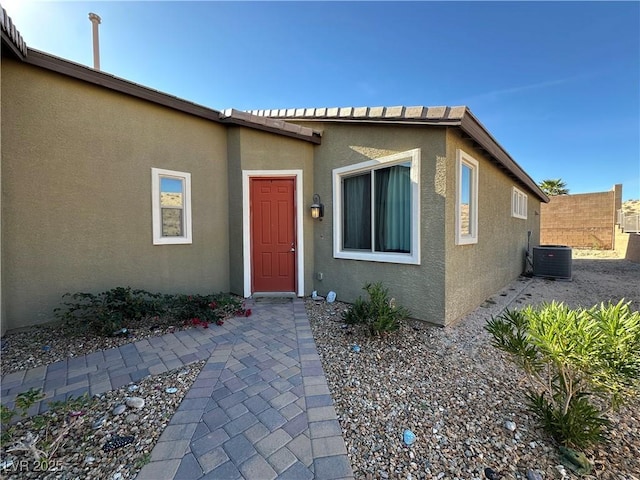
[[252, 292, 297, 298]]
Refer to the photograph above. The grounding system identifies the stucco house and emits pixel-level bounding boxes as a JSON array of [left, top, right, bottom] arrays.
[[244, 107, 548, 325], [0, 11, 548, 335]]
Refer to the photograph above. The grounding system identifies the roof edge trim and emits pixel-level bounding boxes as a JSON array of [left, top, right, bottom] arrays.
[[248, 105, 548, 202], [20, 49, 319, 143], [459, 109, 548, 202], [0, 6, 27, 59], [261, 117, 463, 127], [25, 49, 222, 123], [221, 109, 321, 144]]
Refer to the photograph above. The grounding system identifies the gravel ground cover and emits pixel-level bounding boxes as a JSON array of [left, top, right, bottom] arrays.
[[1, 253, 638, 479], [1, 361, 204, 479], [308, 257, 640, 480]]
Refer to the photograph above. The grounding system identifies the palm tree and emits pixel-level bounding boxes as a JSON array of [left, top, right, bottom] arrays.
[[539, 178, 569, 196]]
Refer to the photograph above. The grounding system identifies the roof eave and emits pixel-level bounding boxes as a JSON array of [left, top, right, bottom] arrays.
[[220, 117, 322, 144], [459, 110, 549, 202], [247, 106, 548, 201], [267, 117, 463, 128], [1, 30, 25, 59], [19, 49, 320, 144], [1, 6, 27, 59], [25, 49, 223, 123]]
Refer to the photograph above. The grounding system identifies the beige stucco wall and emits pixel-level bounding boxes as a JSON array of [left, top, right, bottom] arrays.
[[1, 59, 230, 331], [226, 127, 315, 297], [0, 55, 543, 331], [287, 121, 449, 325], [283, 121, 541, 326], [443, 129, 541, 325]]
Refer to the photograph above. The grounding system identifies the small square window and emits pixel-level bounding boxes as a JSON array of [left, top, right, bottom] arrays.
[[456, 150, 479, 245], [152, 168, 192, 245], [512, 187, 528, 219]]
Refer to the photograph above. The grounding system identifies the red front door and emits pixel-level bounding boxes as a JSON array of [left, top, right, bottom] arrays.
[[250, 177, 296, 292]]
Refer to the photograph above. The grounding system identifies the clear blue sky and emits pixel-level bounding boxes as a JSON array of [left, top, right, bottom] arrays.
[[5, 1, 639, 200]]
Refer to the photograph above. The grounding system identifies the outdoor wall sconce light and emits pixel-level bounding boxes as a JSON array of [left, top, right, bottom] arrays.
[[310, 194, 324, 219]]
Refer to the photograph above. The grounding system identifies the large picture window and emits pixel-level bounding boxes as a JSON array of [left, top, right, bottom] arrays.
[[456, 150, 478, 245], [152, 168, 192, 245], [333, 149, 420, 264]]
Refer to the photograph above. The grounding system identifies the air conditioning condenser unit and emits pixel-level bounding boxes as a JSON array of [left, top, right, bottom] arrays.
[[533, 245, 572, 280]]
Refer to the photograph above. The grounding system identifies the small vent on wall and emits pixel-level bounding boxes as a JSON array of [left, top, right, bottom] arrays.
[[533, 246, 572, 280]]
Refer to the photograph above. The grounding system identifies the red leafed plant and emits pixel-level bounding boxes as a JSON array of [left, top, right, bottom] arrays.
[[189, 317, 209, 329], [235, 305, 252, 317]]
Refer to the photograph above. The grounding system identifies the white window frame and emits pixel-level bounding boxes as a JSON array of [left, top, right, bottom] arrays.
[[333, 148, 421, 265], [455, 150, 479, 245], [152, 168, 192, 245], [511, 186, 528, 219]]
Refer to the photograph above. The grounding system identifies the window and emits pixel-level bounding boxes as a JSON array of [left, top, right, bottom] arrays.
[[512, 186, 528, 219], [456, 150, 478, 245], [152, 168, 192, 245], [333, 149, 420, 264]]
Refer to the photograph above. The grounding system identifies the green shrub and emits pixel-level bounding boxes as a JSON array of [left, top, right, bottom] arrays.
[[47, 392, 93, 417], [54, 287, 163, 336], [1, 391, 93, 462], [164, 293, 242, 324], [342, 282, 410, 335], [485, 300, 640, 448], [213, 293, 246, 318], [55, 287, 243, 336], [1, 388, 45, 443]]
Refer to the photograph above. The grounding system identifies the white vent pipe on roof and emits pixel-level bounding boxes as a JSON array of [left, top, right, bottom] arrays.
[[88, 12, 101, 70]]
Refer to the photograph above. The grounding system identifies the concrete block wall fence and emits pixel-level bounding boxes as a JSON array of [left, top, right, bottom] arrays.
[[540, 185, 621, 249]]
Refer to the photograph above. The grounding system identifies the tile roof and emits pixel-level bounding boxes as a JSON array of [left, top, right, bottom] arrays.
[[248, 105, 467, 123], [0, 5, 27, 58], [220, 109, 322, 143], [247, 105, 548, 202]]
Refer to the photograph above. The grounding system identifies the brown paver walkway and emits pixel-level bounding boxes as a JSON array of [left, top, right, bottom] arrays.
[[1, 298, 354, 480]]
